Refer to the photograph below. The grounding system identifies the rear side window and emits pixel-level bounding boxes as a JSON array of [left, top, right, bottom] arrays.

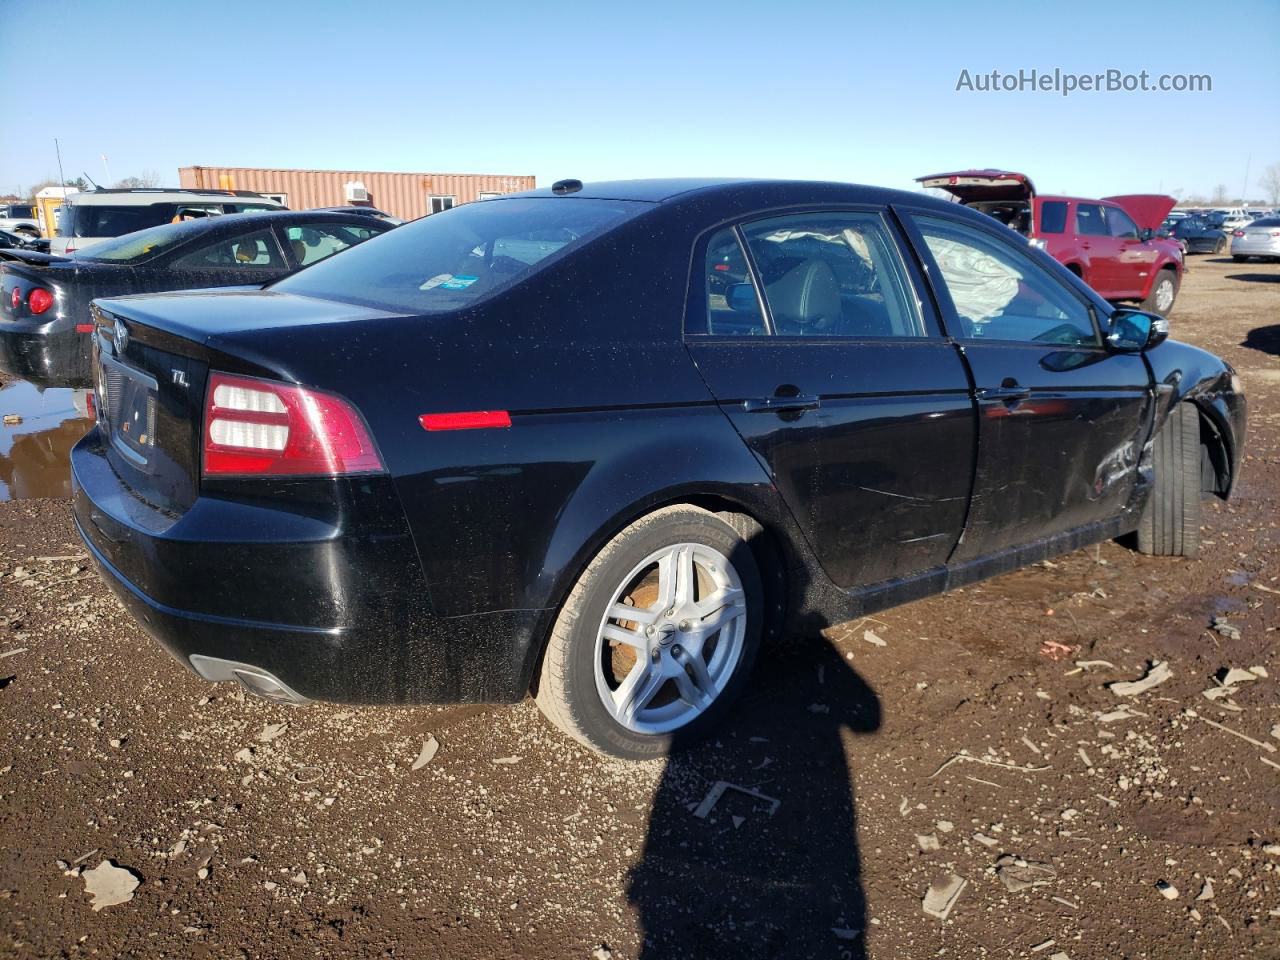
[[61, 204, 177, 238], [741, 212, 924, 338], [1038, 201, 1068, 234], [1074, 204, 1108, 236], [283, 222, 378, 265], [273, 197, 646, 313]]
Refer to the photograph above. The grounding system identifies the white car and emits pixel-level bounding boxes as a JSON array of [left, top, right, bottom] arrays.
[[1231, 216, 1280, 262], [1213, 207, 1254, 231], [51, 188, 285, 255], [0, 203, 40, 237]]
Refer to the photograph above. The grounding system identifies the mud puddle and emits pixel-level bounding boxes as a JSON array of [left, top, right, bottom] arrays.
[[0, 379, 93, 500]]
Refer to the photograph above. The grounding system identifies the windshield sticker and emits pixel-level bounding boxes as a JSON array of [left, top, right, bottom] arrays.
[[419, 273, 454, 290], [440, 275, 478, 290]]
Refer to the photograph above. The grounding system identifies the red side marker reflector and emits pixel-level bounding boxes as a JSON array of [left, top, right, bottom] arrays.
[[75, 323, 95, 333], [419, 411, 511, 432]]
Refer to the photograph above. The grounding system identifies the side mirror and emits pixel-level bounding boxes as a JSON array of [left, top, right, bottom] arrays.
[[726, 283, 758, 313], [1107, 309, 1168, 353], [1139, 228, 1154, 241]]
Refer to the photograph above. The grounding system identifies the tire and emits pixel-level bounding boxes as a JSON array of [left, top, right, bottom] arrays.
[[1213, 238, 1225, 255], [534, 505, 764, 758], [1142, 269, 1179, 316], [1137, 403, 1201, 558]]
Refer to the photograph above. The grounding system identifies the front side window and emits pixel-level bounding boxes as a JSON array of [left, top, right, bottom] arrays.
[[703, 228, 765, 336], [1038, 201, 1068, 234], [170, 228, 285, 270], [430, 196, 455, 215], [282, 222, 377, 266], [1105, 206, 1140, 239], [914, 215, 1097, 346], [1075, 203, 1108, 236], [739, 212, 924, 338]]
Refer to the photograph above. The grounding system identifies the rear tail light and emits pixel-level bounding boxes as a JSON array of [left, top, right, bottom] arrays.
[[9, 287, 19, 309], [203, 372, 383, 477], [1233, 230, 1245, 237], [28, 288, 53, 314]]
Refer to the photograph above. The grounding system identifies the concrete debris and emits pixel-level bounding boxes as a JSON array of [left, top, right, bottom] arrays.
[[0, 648, 27, 660], [1210, 617, 1241, 641], [291, 871, 308, 886], [1097, 706, 1143, 723], [1030, 941, 1055, 954], [922, 873, 967, 920], [1217, 667, 1260, 687], [1049, 954, 1070, 960], [233, 747, 255, 764], [1263, 844, 1280, 856], [1196, 879, 1214, 901], [1273, 724, 1280, 741], [411, 735, 440, 770], [492, 756, 521, 765], [591, 946, 613, 960], [930, 752, 1051, 778], [263, 881, 278, 892], [1075, 659, 1116, 671], [693, 781, 780, 819], [996, 855, 1057, 893], [256, 722, 288, 743], [862, 629, 886, 647], [1108, 661, 1173, 697], [973, 833, 999, 848], [936, 820, 954, 833], [81, 860, 140, 911], [916, 833, 940, 852], [1156, 880, 1179, 900]]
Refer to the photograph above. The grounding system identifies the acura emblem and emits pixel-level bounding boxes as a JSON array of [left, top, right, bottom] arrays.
[[113, 318, 129, 355]]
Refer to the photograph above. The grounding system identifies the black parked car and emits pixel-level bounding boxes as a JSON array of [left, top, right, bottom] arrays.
[[0, 229, 48, 253], [1162, 215, 1228, 254], [71, 179, 1246, 758], [0, 211, 392, 388]]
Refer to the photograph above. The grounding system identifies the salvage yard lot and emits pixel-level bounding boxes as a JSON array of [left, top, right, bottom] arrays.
[[1, 257, 1278, 959]]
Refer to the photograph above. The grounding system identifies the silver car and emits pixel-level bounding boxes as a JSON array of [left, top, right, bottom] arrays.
[[1231, 217, 1280, 262]]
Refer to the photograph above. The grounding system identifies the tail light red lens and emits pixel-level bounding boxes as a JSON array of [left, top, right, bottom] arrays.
[[28, 288, 53, 314], [203, 372, 384, 477], [1233, 230, 1245, 237]]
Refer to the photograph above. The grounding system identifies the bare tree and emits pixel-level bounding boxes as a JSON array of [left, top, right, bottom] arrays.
[[113, 169, 161, 189], [1210, 183, 1229, 205], [1261, 163, 1280, 206]]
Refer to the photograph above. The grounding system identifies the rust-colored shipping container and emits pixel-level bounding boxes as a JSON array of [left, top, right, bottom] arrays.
[[178, 166, 536, 220]]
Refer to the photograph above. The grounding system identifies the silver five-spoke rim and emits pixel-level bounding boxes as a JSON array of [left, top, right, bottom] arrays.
[[1155, 278, 1174, 312], [594, 542, 747, 735]]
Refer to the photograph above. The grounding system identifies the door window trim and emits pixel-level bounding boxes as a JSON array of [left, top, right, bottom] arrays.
[[892, 204, 1105, 349], [683, 203, 947, 343]]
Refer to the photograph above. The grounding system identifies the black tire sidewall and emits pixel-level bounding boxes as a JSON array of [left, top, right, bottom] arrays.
[[563, 512, 764, 759]]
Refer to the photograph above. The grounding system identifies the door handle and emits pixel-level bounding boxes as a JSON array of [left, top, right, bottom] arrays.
[[977, 385, 1032, 403], [1081, 242, 1091, 250], [742, 394, 821, 413]]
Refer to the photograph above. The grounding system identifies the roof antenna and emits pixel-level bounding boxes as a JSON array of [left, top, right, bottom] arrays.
[[82, 171, 101, 190], [552, 179, 583, 195]]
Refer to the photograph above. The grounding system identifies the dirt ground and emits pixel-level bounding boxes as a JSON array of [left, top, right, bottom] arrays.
[[1, 256, 1278, 960]]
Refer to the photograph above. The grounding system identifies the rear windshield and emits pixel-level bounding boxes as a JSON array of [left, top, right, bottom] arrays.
[[1247, 217, 1280, 227], [272, 197, 647, 313], [4, 205, 34, 218], [76, 219, 213, 263]]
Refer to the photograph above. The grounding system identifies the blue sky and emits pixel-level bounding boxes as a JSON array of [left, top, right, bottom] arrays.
[[3, 0, 1278, 200]]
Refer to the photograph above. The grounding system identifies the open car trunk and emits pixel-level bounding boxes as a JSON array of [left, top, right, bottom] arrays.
[[916, 169, 1036, 236]]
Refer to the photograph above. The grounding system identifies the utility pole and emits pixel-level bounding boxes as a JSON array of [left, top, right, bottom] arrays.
[[1242, 154, 1251, 207], [101, 154, 112, 186]]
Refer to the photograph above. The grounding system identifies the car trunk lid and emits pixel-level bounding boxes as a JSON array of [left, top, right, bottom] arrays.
[[1101, 195, 1177, 231], [915, 169, 1036, 203], [89, 290, 403, 516]]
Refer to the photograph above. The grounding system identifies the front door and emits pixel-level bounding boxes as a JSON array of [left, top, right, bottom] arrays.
[[901, 210, 1153, 560], [1104, 204, 1157, 300], [685, 210, 976, 589], [1073, 202, 1122, 295]]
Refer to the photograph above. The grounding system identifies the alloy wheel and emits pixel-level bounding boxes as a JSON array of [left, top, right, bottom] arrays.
[[593, 542, 747, 734]]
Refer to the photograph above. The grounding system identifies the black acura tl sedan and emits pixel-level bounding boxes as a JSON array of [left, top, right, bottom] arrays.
[[71, 179, 1246, 758], [0, 210, 391, 389]]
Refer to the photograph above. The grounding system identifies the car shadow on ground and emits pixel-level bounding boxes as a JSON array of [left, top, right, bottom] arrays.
[[628, 602, 881, 959], [1226, 272, 1280, 284], [1241, 324, 1280, 356]]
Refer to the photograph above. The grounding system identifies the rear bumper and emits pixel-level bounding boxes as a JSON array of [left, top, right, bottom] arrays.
[[71, 428, 543, 704], [0, 320, 92, 388]]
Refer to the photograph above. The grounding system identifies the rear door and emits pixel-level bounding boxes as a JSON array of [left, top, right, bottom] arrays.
[[899, 209, 1153, 559], [685, 208, 976, 589], [163, 227, 291, 287]]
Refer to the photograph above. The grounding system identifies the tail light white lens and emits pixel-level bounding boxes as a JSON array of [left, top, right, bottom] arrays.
[[203, 372, 383, 477]]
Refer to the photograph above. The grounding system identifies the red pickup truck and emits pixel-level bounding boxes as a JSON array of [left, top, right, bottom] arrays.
[[916, 170, 1184, 316]]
